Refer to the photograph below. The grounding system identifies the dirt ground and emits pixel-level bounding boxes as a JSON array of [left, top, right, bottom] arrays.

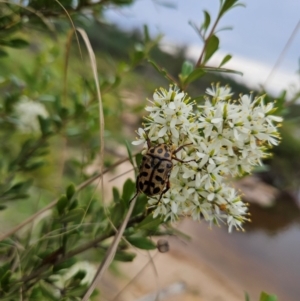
[[98, 221, 244, 301]]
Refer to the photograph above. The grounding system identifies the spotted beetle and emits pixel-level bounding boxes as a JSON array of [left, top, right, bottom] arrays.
[[135, 138, 194, 202]]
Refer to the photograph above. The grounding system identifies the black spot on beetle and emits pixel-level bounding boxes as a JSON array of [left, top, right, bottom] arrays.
[[155, 175, 163, 182], [164, 152, 170, 158], [166, 163, 172, 168], [157, 148, 163, 154], [139, 182, 144, 190], [141, 172, 148, 177], [144, 187, 151, 195], [153, 187, 161, 194], [157, 168, 164, 173], [150, 148, 155, 153], [145, 163, 151, 169]]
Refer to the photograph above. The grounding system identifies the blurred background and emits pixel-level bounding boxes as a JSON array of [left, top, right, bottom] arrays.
[[0, 1, 300, 300]]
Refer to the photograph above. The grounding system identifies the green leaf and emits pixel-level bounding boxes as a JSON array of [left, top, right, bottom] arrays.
[[137, 214, 162, 231], [181, 61, 194, 77], [219, 0, 244, 18], [0, 38, 29, 48], [201, 10, 211, 31], [56, 195, 68, 215], [60, 208, 84, 223], [114, 251, 136, 262], [68, 198, 78, 210], [135, 153, 143, 169], [39, 280, 60, 300], [219, 54, 232, 67], [127, 236, 156, 250], [143, 24, 150, 43], [132, 193, 148, 216], [121, 178, 136, 204], [183, 68, 206, 85], [38, 116, 52, 136], [244, 292, 250, 301], [0, 270, 11, 292], [24, 160, 45, 171], [110, 202, 125, 227], [66, 183, 76, 200], [0, 205, 6, 210], [53, 258, 77, 272], [125, 140, 134, 166], [113, 187, 120, 203], [259, 291, 277, 301], [203, 35, 219, 64], [3, 179, 33, 197], [201, 66, 243, 76], [147, 59, 172, 82]]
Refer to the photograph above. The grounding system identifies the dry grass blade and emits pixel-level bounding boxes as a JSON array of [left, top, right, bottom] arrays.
[[76, 27, 105, 212], [82, 194, 139, 301]]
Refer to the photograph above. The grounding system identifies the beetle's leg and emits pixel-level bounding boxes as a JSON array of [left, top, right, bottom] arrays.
[[173, 143, 196, 164], [146, 138, 151, 148], [129, 191, 140, 203], [173, 143, 193, 155], [157, 180, 170, 203]]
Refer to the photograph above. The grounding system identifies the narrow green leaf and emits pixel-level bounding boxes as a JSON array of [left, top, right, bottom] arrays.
[[125, 140, 134, 166], [137, 214, 162, 231], [39, 280, 60, 300], [219, 54, 232, 67], [0, 38, 29, 48], [60, 208, 84, 223], [66, 183, 76, 200], [113, 187, 120, 203], [127, 236, 156, 250], [68, 198, 78, 210], [114, 251, 136, 262], [244, 291, 250, 301], [203, 35, 219, 64], [0, 270, 11, 292], [121, 178, 136, 204], [0, 205, 6, 210], [38, 116, 52, 136], [56, 195, 68, 215], [25, 160, 45, 171], [184, 68, 206, 84], [201, 66, 243, 76], [202, 10, 211, 31], [3, 179, 33, 196], [181, 61, 194, 77], [110, 202, 125, 227], [259, 291, 277, 301], [135, 153, 143, 169], [143, 25, 150, 43], [53, 258, 77, 272], [219, 0, 239, 17], [147, 59, 171, 81]]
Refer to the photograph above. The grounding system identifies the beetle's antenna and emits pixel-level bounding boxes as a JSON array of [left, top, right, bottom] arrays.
[[108, 168, 136, 182]]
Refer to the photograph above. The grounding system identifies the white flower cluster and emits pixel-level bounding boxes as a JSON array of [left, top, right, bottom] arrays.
[[14, 96, 49, 134], [133, 85, 282, 232]]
